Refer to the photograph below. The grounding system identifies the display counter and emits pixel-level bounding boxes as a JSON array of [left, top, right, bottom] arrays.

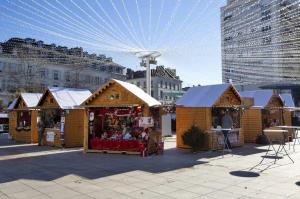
[[42, 128, 62, 147], [206, 128, 243, 150]]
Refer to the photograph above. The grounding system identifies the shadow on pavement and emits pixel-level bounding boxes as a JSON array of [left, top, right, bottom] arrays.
[[229, 170, 260, 178], [0, 135, 271, 184]]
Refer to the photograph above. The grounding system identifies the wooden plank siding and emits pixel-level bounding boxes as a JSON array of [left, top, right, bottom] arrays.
[[10, 110, 38, 143], [64, 109, 86, 147], [214, 87, 242, 107], [84, 82, 151, 116], [176, 107, 211, 148], [14, 110, 38, 143], [241, 108, 262, 143], [8, 111, 17, 140]]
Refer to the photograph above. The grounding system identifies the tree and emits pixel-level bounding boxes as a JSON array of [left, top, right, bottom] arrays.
[[182, 125, 205, 152]]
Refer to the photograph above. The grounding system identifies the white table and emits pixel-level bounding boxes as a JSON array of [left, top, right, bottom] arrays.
[[276, 126, 300, 151], [263, 129, 293, 163]]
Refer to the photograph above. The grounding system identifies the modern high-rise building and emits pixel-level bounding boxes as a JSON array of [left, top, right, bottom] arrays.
[[221, 0, 300, 84]]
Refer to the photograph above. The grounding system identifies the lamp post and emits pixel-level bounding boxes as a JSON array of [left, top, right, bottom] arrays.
[[135, 51, 161, 95]]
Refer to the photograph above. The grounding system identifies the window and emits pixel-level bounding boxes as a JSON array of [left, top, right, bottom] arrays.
[[137, 82, 140, 87], [143, 81, 146, 88], [10, 63, 17, 72], [53, 71, 59, 80], [224, 15, 232, 21], [0, 62, 3, 72], [160, 91, 163, 99], [261, 25, 271, 32], [27, 65, 33, 75], [165, 82, 167, 89], [95, 76, 100, 85], [262, 36, 272, 44], [85, 75, 91, 84], [40, 69, 46, 78], [101, 66, 106, 71], [224, 36, 233, 41], [65, 72, 71, 82], [17, 111, 31, 129]]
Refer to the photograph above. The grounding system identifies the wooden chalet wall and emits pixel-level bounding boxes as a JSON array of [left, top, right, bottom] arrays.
[[84, 81, 151, 116], [13, 110, 38, 143], [176, 107, 211, 148], [64, 109, 86, 147], [214, 87, 241, 107], [283, 110, 292, 126], [38, 91, 60, 108], [39, 90, 86, 147], [8, 111, 17, 140], [8, 96, 38, 143], [242, 94, 284, 143], [176, 85, 242, 149], [241, 108, 262, 143]]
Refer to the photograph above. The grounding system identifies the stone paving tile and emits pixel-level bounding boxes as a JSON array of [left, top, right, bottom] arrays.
[[164, 189, 200, 199], [0, 184, 31, 195], [184, 185, 216, 195], [66, 195, 94, 199], [130, 181, 158, 189], [68, 184, 104, 194], [2, 136, 300, 199], [205, 190, 245, 199], [146, 184, 179, 194], [38, 184, 70, 194], [8, 189, 42, 199], [107, 184, 141, 194], [166, 180, 196, 189], [87, 189, 130, 199], [45, 189, 81, 199], [250, 191, 287, 199], [126, 189, 161, 199]]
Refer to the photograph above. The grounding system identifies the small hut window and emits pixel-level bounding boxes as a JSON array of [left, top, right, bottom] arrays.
[[17, 111, 31, 129], [42, 109, 61, 129], [212, 107, 241, 128]]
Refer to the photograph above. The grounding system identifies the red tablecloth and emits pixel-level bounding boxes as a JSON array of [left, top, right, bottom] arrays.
[[90, 138, 144, 152]]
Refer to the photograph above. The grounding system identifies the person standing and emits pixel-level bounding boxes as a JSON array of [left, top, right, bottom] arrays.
[[221, 110, 233, 149]]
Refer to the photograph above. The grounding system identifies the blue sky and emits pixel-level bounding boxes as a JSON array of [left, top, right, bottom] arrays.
[[0, 0, 226, 86]]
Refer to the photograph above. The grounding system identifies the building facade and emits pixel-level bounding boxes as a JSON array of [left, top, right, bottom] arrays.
[[126, 66, 183, 105], [221, 0, 300, 84], [0, 38, 126, 106]]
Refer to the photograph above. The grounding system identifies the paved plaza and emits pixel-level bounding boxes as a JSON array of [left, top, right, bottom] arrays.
[[0, 133, 300, 199]]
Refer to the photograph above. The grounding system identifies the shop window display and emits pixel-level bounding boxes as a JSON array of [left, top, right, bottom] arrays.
[[88, 106, 163, 155], [41, 109, 61, 129], [17, 111, 31, 130], [261, 109, 283, 129], [212, 107, 241, 129]]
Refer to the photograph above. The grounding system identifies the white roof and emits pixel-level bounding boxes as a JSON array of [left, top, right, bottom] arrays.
[[113, 79, 161, 107], [48, 87, 92, 109], [280, 93, 295, 108], [240, 90, 275, 108], [21, 93, 43, 108], [7, 98, 17, 110], [176, 83, 234, 107]]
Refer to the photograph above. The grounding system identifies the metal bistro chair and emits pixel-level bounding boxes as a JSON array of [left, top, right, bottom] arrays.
[[263, 130, 294, 164]]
